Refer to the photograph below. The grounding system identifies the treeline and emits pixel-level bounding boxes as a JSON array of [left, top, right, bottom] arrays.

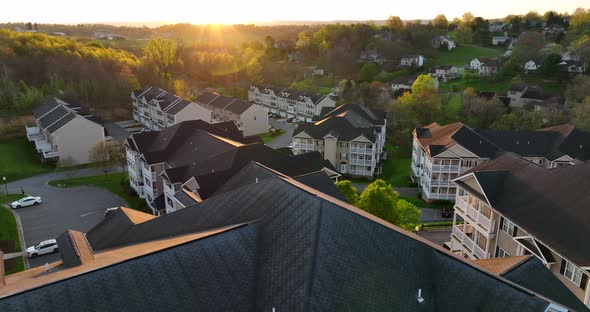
[[0, 29, 140, 117]]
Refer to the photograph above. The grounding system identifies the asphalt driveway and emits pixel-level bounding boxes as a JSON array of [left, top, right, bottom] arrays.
[[267, 118, 296, 149], [4, 167, 125, 268]]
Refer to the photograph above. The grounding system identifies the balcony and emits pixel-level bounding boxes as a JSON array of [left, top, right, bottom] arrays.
[[350, 158, 374, 166], [431, 179, 454, 186], [43, 149, 59, 159], [142, 167, 156, 181], [349, 169, 372, 177], [452, 225, 464, 241], [431, 164, 461, 172], [293, 143, 314, 151], [350, 147, 373, 154], [473, 243, 488, 259], [26, 126, 44, 142]]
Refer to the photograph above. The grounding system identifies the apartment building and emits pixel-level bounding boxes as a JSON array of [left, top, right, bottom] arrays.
[[247, 85, 336, 122], [124, 120, 246, 215], [449, 153, 590, 308], [195, 92, 268, 137], [26, 98, 105, 164], [132, 87, 213, 131], [411, 122, 590, 201], [1, 161, 576, 312], [159, 144, 341, 214], [292, 104, 386, 177]]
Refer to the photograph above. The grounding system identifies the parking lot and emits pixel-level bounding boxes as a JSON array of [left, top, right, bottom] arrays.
[[6, 168, 125, 268]]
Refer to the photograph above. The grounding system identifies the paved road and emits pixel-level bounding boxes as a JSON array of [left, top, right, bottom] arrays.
[[420, 207, 452, 222], [4, 167, 125, 268], [267, 118, 296, 149], [417, 228, 451, 247]]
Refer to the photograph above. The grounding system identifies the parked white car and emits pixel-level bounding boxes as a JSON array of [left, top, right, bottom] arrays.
[[26, 239, 58, 258], [10, 196, 42, 208]]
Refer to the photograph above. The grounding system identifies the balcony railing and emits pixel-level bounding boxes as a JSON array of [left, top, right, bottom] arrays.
[[456, 196, 468, 212], [474, 243, 488, 259], [350, 148, 373, 154], [431, 164, 461, 172], [452, 225, 464, 241], [350, 159, 373, 166], [349, 170, 372, 177], [462, 234, 475, 251], [293, 143, 314, 151], [431, 179, 454, 186], [142, 167, 156, 181], [26, 126, 44, 142], [43, 149, 59, 159]]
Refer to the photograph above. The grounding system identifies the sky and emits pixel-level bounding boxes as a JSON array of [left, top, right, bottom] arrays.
[[1, 0, 588, 25]]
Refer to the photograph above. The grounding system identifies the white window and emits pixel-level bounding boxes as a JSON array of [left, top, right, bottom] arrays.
[[562, 260, 584, 287], [340, 164, 347, 173], [501, 218, 516, 236], [496, 247, 510, 258]]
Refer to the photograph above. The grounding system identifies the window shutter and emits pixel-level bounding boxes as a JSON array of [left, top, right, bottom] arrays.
[[560, 259, 566, 275], [495, 246, 500, 257], [581, 273, 588, 291], [499, 217, 504, 231]]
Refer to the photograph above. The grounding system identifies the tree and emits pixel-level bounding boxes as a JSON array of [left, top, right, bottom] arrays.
[[461, 88, 506, 128], [455, 25, 473, 44], [565, 75, 590, 103], [107, 143, 126, 171], [524, 11, 542, 29], [571, 35, 590, 71], [411, 74, 437, 94], [335, 180, 359, 205], [572, 97, 590, 131], [433, 14, 449, 29], [541, 53, 562, 76], [462, 12, 475, 28], [386, 16, 404, 31], [359, 63, 379, 81], [89, 141, 110, 175], [356, 179, 421, 231], [571, 8, 590, 34], [143, 38, 178, 82]]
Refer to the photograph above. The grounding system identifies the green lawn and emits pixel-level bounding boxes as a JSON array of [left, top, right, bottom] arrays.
[[0, 194, 25, 275], [439, 75, 513, 94], [399, 195, 454, 209], [48, 173, 150, 213], [434, 45, 505, 66], [0, 138, 56, 182], [376, 145, 412, 187], [260, 129, 284, 144]]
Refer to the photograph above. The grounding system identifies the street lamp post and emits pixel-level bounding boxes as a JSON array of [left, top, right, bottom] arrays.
[[2, 176, 7, 196]]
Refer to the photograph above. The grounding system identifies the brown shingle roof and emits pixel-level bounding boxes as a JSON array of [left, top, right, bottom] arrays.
[[472, 256, 532, 275]]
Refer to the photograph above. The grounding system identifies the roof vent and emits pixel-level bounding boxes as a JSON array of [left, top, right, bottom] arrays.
[[417, 288, 425, 303], [527, 141, 530, 144], [479, 140, 482, 144], [581, 144, 583, 149], [255, 177, 259, 184], [516, 140, 519, 144]]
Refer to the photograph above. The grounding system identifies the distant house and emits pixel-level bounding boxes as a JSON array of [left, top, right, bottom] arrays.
[[26, 98, 105, 164], [489, 22, 509, 32], [360, 50, 385, 64], [399, 55, 424, 68], [391, 75, 418, 92], [560, 60, 587, 73], [524, 60, 539, 73], [428, 65, 462, 82], [479, 57, 503, 76], [507, 84, 565, 110], [492, 36, 512, 46], [433, 36, 456, 50], [195, 92, 269, 137], [470, 58, 482, 70], [288, 51, 304, 63], [248, 85, 335, 123]]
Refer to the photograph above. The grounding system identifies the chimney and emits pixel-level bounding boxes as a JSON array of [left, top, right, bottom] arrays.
[[0, 250, 5, 287]]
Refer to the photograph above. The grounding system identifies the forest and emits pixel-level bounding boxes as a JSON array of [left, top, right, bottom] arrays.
[[0, 8, 589, 146]]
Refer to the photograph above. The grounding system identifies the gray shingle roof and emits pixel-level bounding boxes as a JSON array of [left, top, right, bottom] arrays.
[[502, 257, 590, 312], [464, 153, 590, 266], [46, 112, 76, 133], [38, 105, 69, 129], [32, 98, 60, 118], [59, 164, 560, 311]]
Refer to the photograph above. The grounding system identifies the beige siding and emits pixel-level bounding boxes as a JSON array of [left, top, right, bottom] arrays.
[[314, 97, 336, 115], [174, 103, 212, 124], [495, 229, 520, 257], [324, 137, 338, 166], [52, 117, 104, 164], [240, 105, 268, 137]]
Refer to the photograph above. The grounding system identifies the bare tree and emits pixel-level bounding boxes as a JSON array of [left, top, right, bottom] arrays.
[[89, 140, 110, 175]]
